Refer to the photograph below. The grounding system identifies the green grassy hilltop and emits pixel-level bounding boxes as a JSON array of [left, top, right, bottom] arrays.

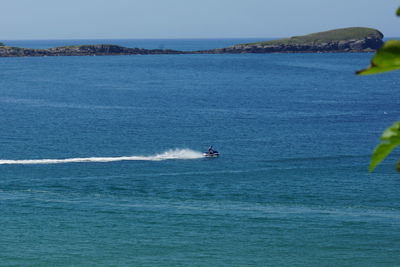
[[243, 27, 383, 46]]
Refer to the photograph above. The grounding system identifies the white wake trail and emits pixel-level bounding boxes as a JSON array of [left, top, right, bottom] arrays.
[[0, 149, 203, 165]]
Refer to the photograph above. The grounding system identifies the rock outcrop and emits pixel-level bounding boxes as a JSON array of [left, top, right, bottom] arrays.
[[0, 44, 184, 57], [203, 37, 383, 53], [47, 44, 183, 56]]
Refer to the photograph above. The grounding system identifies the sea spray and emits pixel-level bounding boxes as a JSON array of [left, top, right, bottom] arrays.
[[0, 149, 203, 165]]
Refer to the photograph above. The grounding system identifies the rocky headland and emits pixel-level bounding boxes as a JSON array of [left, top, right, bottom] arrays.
[[0, 27, 384, 57], [201, 27, 384, 54]]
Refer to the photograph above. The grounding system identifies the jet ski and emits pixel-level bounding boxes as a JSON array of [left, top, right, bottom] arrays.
[[203, 147, 219, 157], [203, 151, 219, 157]]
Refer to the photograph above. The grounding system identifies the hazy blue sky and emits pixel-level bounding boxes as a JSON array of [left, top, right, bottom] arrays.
[[1, 0, 399, 39]]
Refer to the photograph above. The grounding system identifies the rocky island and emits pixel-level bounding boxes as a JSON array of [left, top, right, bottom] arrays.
[[0, 44, 184, 57], [202, 27, 384, 54], [0, 27, 384, 57]]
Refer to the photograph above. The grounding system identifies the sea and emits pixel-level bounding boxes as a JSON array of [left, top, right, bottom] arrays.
[[0, 39, 399, 266]]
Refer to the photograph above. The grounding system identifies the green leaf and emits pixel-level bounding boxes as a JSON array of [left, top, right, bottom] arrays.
[[357, 40, 400, 75], [396, 160, 400, 172], [369, 122, 400, 172], [397, 7, 400, 16]]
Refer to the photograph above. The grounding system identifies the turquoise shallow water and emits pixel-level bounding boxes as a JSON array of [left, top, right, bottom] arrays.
[[0, 40, 400, 266]]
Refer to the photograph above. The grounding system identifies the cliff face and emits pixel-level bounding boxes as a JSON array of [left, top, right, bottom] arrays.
[[206, 36, 383, 54], [202, 27, 384, 54]]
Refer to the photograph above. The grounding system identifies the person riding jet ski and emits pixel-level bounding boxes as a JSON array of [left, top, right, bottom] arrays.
[[203, 146, 219, 157]]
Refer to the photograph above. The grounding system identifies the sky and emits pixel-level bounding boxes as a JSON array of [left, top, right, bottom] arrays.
[[0, 0, 399, 40]]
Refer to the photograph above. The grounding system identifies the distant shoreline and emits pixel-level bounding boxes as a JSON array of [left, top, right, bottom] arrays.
[[0, 27, 384, 57]]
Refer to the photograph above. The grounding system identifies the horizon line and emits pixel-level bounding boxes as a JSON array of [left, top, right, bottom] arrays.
[[3, 37, 398, 42], [1, 37, 278, 41]]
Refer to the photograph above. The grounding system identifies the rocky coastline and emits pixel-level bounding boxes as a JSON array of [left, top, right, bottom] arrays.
[[0, 27, 384, 57], [201, 36, 383, 54], [0, 44, 185, 57], [201, 27, 384, 54]]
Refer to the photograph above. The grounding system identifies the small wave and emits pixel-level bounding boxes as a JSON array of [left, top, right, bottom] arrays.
[[0, 149, 203, 165]]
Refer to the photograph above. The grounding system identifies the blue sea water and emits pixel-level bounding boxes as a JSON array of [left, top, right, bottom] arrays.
[[0, 39, 400, 266]]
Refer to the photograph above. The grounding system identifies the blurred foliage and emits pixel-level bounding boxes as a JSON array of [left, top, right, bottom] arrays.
[[358, 7, 400, 172], [369, 122, 400, 172], [357, 40, 400, 75]]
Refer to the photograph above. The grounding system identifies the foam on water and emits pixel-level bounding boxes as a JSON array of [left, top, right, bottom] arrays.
[[0, 149, 203, 165]]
